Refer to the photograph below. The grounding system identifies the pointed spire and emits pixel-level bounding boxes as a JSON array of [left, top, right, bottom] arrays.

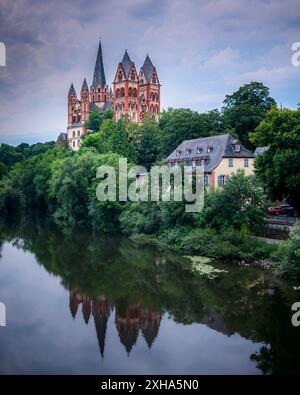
[[68, 82, 76, 96], [141, 54, 155, 82], [121, 50, 132, 79], [81, 78, 89, 92], [92, 40, 106, 89]]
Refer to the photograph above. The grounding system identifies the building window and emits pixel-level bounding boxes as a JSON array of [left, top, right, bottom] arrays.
[[72, 141, 75, 148], [228, 159, 233, 167], [196, 146, 202, 154], [207, 146, 213, 153], [218, 175, 226, 186], [234, 144, 241, 152], [176, 150, 181, 157], [244, 159, 249, 167], [73, 131, 75, 138], [186, 148, 191, 155], [201, 159, 205, 167], [204, 175, 209, 186], [118, 72, 122, 81], [192, 160, 196, 167], [77, 130, 80, 137], [152, 75, 157, 83]]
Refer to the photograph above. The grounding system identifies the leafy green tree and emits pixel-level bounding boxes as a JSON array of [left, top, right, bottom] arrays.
[[197, 171, 266, 232], [223, 82, 276, 148], [85, 109, 114, 133], [250, 106, 300, 210], [271, 226, 300, 279], [138, 115, 160, 170]]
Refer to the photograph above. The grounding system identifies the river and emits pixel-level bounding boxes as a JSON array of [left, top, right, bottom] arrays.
[[0, 217, 299, 374]]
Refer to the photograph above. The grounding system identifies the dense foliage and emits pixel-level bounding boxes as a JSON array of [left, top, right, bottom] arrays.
[[0, 81, 299, 278], [250, 106, 300, 210]]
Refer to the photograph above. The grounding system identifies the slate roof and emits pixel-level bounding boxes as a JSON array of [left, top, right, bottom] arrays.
[[81, 78, 89, 92], [254, 146, 270, 156], [165, 134, 255, 173], [121, 50, 132, 78], [68, 83, 76, 96], [92, 40, 106, 89], [141, 55, 155, 82], [89, 100, 113, 114]]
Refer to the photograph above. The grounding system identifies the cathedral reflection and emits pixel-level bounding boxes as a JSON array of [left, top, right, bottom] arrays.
[[69, 290, 161, 357]]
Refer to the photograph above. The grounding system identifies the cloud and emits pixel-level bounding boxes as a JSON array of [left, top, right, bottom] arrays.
[[0, 0, 299, 143]]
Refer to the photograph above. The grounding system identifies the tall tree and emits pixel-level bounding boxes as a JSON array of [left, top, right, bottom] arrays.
[[223, 82, 276, 149], [250, 106, 300, 210], [138, 114, 160, 170]]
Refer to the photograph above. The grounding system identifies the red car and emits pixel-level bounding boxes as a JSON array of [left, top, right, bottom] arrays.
[[265, 205, 294, 216]]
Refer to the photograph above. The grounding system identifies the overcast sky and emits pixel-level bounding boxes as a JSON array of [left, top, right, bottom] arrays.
[[0, 0, 299, 145]]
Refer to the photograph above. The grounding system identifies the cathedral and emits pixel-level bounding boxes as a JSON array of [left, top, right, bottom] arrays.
[[67, 40, 160, 150]]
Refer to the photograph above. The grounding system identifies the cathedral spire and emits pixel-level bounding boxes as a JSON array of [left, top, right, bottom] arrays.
[[92, 40, 106, 89], [141, 55, 155, 82], [81, 78, 89, 92], [121, 50, 132, 79], [68, 82, 76, 96]]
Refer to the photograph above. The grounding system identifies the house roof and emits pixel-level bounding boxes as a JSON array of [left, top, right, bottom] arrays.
[[141, 55, 155, 82], [89, 100, 113, 114], [92, 40, 106, 89], [165, 134, 255, 173]]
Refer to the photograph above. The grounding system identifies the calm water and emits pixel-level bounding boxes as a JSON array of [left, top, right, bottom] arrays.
[[0, 218, 300, 375]]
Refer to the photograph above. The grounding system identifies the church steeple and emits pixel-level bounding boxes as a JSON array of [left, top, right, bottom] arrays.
[[92, 40, 106, 89], [81, 78, 89, 92], [121, 50, 132, 79], [68, 82, 76, 96], [141, 55, 155, 82]]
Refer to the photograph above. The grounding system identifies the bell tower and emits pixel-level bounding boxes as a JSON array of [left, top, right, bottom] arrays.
[[139, 55, 160, 121], [113, 50, 139, 122]]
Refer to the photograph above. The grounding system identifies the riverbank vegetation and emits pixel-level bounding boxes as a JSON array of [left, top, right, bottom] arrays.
[[0, 82, 299, 279]]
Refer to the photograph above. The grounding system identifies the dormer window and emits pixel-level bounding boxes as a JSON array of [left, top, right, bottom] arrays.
[[234, 144, 241, 152], [207, 146, 213, 153], [176, 149, 182, 157], [186, 148, 191, 155], [201, 159, 206, 166], [196, 146, 202, 154]]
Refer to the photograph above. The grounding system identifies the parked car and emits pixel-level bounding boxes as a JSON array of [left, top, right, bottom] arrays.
[[265, 205, 294, 216], [279, 204, 294, 215]]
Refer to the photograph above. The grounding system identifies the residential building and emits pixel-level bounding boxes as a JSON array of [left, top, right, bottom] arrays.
[[164, 134, 255, 190]]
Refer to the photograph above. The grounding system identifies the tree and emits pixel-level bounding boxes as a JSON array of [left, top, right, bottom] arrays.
[[223, 82, 276, 148], [85, 109, 114, 133], [196, 171, 266, 232], [138, 115, 160, 170], [250, 106, 300, 210]]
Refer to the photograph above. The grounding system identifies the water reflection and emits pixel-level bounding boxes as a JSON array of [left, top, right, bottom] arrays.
[[0, 216, 300, 374]]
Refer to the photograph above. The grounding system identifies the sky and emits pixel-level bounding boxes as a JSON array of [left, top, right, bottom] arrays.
[[0, 0, 299, 145]]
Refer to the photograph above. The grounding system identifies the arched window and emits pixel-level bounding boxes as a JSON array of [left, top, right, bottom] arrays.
[[118, 72, 122, 81], [116, 88, 120, 99], [129, 87, 133, 97], [92, 95, 95, 102], [77, 130, 80, 137], [152, 75, 157, 84], [104, 94, 107, 102], [73, 131, 76, 138], [121, 87, 125, 97], [131, 71, 135, 80], [133, 88, 137, 97], [140, 79, 144, 85], [73, 141, 75, 147], [98, 94, 100, 101]]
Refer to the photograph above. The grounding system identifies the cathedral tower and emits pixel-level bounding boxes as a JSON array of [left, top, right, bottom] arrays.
[[113, 50, 139, 122], [90, 40, 111, 108], [139, 55, 160, 121]]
